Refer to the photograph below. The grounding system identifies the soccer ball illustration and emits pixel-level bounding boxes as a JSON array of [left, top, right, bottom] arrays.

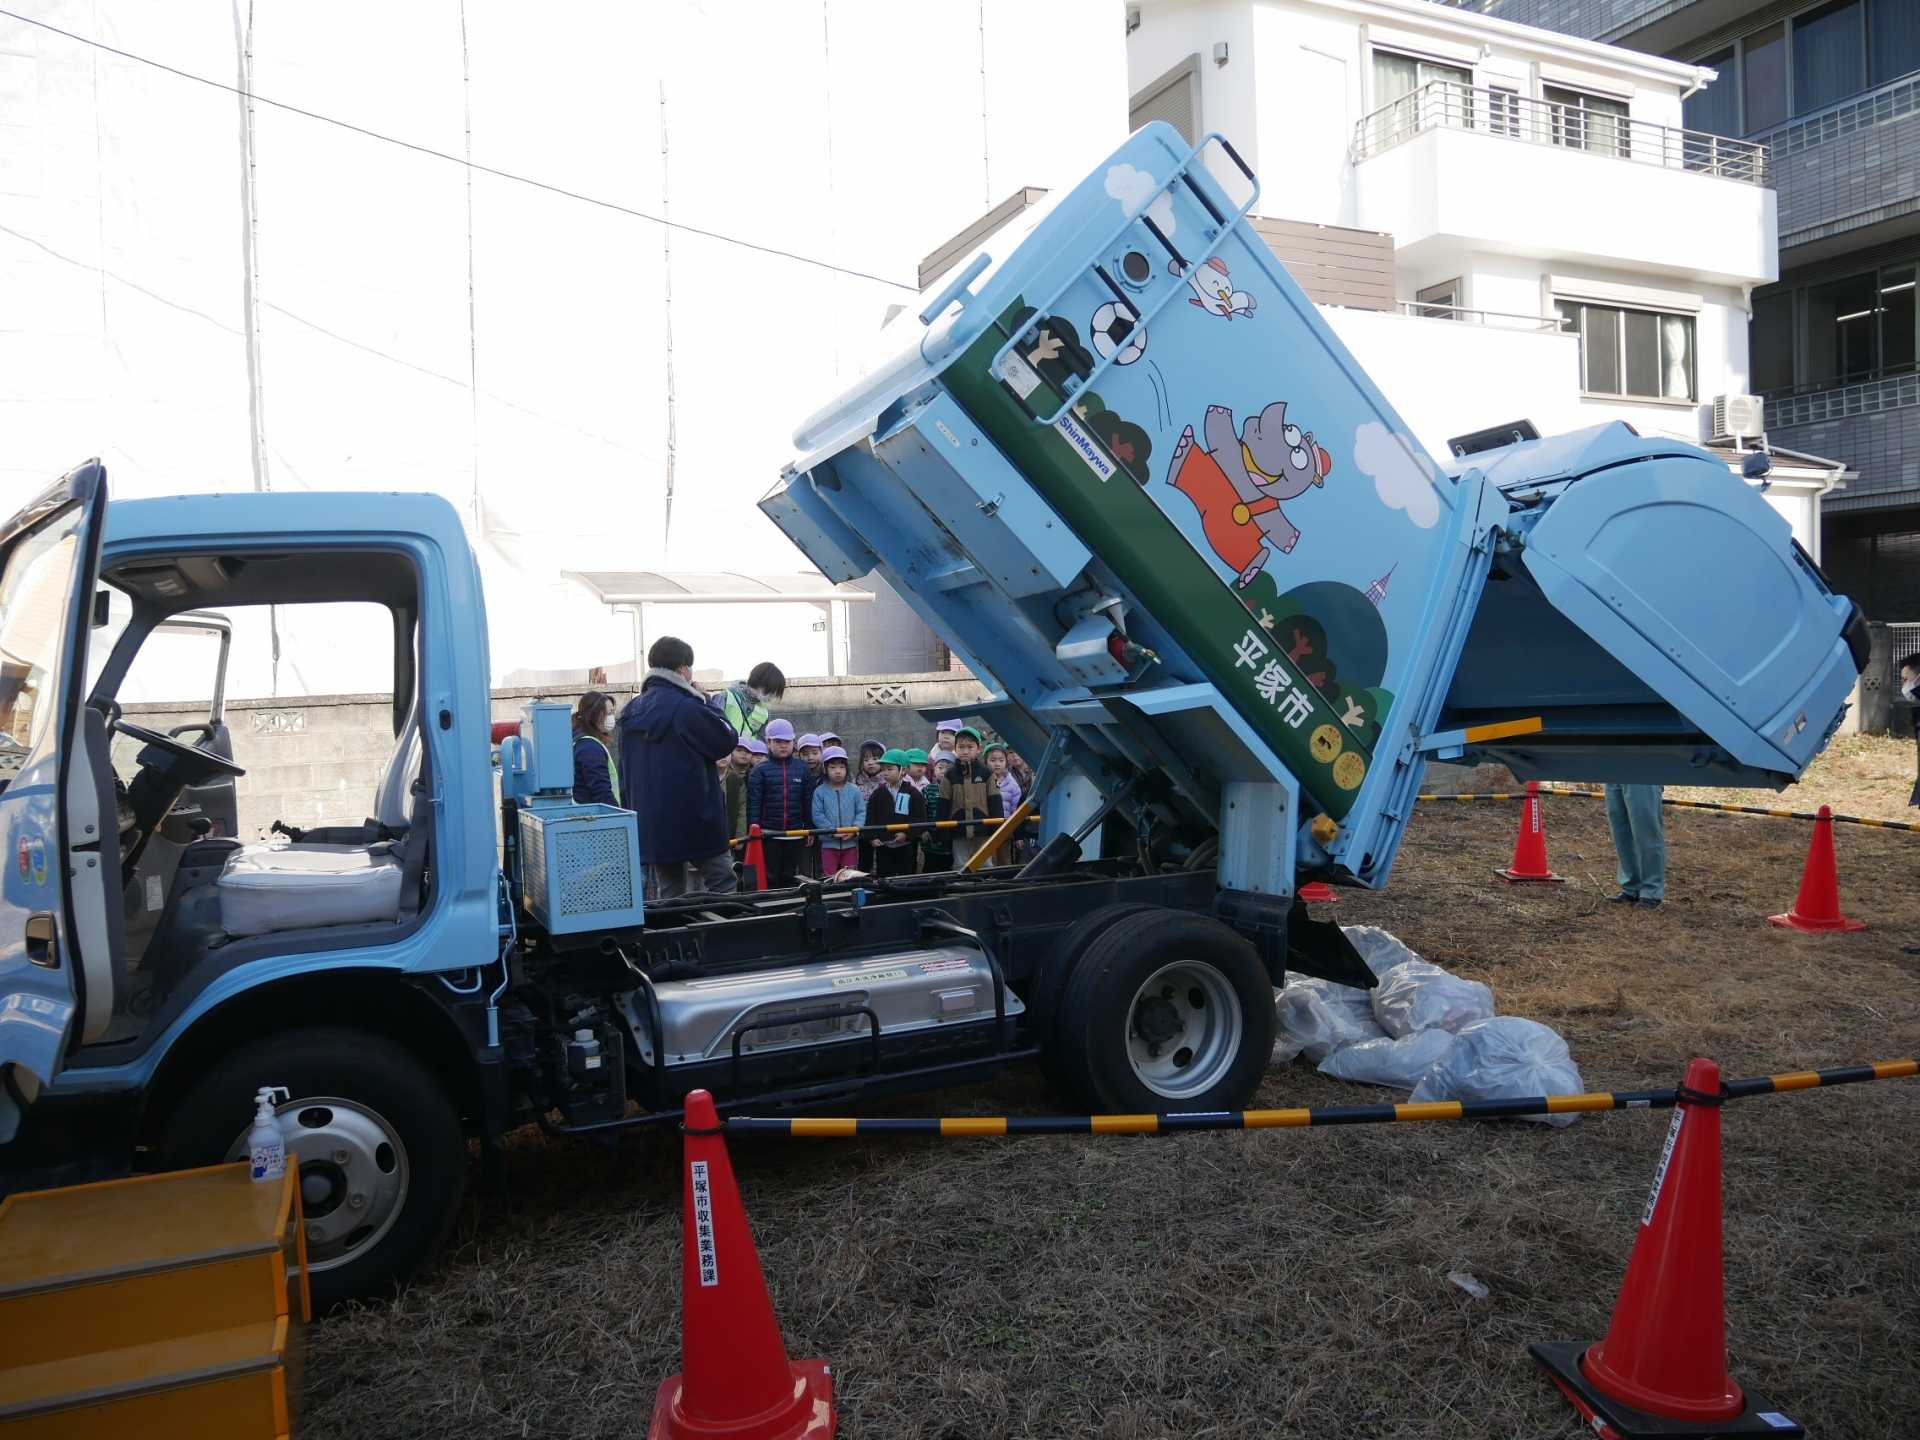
[[1088, 301, 1146, 365]]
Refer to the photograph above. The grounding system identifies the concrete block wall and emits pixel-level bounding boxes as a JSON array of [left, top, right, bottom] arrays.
[[124, 672, 994, 839]]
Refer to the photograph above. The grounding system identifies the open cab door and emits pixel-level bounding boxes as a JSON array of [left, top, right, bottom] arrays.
[[0, 461, 111, 1136]]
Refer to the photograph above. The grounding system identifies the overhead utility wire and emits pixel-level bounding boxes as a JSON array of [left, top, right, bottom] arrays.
[[0, 7, 919, 293]]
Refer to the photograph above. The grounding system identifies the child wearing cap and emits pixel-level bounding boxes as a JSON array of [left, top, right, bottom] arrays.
[[722, 738, 755, 847], [744, 736, 769, 766], [864, 748, 925, 878], [810, 746, 863, 876], [985, 739, 1021, 814], [746, 718, 814, 887], [945, 726, 1004, 869], [905, 748, 931, 792], [922, 754, 955, 872], [933, 717, 962, 757], [854, 740, 887, 870], [798, 734, 824, 775]]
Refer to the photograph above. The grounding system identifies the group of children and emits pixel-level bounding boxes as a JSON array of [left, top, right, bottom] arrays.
[[714, 715, 1030, 883]]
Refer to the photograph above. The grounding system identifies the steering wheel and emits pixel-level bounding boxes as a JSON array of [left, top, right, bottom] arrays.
[[110, 718, 248, 779]]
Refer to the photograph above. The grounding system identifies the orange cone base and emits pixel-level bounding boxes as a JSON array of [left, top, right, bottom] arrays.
[[1530, 1343, 1802, 1438], [648, 1358, 835, 1440], [1494, 867, 1565, 884], [1766, 909, 1865, 934]]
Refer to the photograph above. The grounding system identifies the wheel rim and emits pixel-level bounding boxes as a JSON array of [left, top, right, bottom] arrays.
[[225, 1096, 410, 1273], [1124, 959, 1244, 1101]]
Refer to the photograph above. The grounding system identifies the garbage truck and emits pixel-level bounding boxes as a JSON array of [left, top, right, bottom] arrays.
[[0, 123, 1864, 1306]]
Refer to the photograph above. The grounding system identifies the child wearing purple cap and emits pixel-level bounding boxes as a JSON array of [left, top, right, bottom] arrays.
[[810, 746, 863, 875], [933, 717, 962, 757], [747, 718, 813, 887]]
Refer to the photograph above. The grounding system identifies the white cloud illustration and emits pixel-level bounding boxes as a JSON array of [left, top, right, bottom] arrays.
[[1104, 163, 1177, 239], [1353, 421, 1441, 529]]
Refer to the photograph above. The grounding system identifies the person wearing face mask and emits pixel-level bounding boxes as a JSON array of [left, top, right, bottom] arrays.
[[716, 661, 786, 744], [571, 690, 622, 807], [619, 636, 741, 898], [1900, 652, 1920, 807]]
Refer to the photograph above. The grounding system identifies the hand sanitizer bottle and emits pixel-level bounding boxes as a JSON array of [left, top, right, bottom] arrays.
[[248, 1086, 291, 1182]]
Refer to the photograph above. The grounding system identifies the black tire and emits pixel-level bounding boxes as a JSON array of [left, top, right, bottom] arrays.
[[1032, 903, 1161, 1088], [157, 1026, 467, 1312], [1053, 909, 1274, 1113]]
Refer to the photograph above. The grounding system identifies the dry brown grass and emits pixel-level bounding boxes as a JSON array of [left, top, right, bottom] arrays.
[[1668, 732, 1918, 822], [301, 789, 1920, 1440]]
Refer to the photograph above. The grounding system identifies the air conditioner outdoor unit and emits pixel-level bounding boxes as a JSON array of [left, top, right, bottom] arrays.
[[1709, 393, 1765, 442]]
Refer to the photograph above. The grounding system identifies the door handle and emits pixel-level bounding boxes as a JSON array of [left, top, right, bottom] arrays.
[[25, 913, 57, 969]]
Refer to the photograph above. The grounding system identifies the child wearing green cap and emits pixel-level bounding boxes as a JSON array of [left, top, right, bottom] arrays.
[[945, 726, 1003, 870], [864, 748, 924, 878]]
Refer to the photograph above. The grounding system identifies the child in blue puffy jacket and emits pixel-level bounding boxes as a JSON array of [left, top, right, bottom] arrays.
[[810, 746, 864, 876]]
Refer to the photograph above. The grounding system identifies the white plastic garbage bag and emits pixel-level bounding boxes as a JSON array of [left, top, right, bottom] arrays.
[[1340, 924, 1421, 981], [1317, 1027, 1457, 1089], [1271, 990, 1305, 1065], [1409, 1016, 1584, 1126], [1371, 959, 1495, 1039], [1275, 975, 1386, 1063]]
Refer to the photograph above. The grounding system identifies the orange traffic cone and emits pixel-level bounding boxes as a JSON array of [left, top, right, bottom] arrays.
[[649, 1090, 835, 1440], [1531, 1058, 1803, 1437], [742, 824, 769, 894], [1767, 806, 1865, 933], [1495, 781, 1564, 884], [1297, 881, 1340, 904]]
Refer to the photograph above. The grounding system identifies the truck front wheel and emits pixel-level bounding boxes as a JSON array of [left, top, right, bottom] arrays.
[[157, 1026, 467, 1311], [1053, 910, 1274, 1113]]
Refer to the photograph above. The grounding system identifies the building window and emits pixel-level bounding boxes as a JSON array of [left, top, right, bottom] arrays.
[[1414, 278, 1462, 319], [1752, 290, 1795, 393], [1683, 48, 1740, 138], [1487, 86, 1520, 136], [1742, 22, 1789, 132], [1794, 0, 1866, 116], [1544, 86, 1629, 157], [1754, 259, 1920, 396], [1370, 49, 1472, 145], [1129, 56, 1201, 144], [1556, 300, 1696, 402], [1872, 0, 1920, 86]]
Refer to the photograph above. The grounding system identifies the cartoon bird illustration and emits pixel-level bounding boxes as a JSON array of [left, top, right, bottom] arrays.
[[1171, 257, 1257, 319]]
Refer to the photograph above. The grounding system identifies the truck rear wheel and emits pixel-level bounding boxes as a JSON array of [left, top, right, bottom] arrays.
[[157, 1026, 467, 1312], [1033, 902, 1161, 1088], [1053, 909, 1273, 1113]]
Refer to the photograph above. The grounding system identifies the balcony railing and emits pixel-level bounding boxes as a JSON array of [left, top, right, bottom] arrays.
[[1394, 300, 1568, 332], [1765, 369, 1920, 430], [1352, 81, 1771, 187]]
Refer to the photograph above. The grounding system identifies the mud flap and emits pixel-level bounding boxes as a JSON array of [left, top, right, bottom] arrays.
[[1214, 888, 1376, 990]]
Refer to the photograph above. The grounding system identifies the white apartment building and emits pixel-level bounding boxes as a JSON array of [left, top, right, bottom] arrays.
[[1126, 0, 1845, 553]]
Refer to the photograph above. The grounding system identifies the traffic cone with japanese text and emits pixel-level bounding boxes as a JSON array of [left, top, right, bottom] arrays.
[[742, 824, 768, 893], [1530, 1058, 1803, 1437], [648, 1089, 835, 1440], [1767, 806, 1865, 933], [1495, 781, 1564, 883]]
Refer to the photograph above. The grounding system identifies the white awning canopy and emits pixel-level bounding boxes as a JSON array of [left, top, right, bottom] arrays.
[[564, 571, 874, 605]]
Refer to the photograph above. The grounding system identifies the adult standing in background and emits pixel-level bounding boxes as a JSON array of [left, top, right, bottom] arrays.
[[619, 636, 740, 898], [571, 690, 621, 806], [1899, 653, 1920, 807], [718, 661, 786, 744], [1604, 783, 1666, 909]]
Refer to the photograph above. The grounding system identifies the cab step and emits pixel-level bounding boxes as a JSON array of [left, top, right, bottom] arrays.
[[0, 1161, 308, 1437]]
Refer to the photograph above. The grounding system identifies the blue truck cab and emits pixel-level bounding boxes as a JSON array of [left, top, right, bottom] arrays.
[[0, 126, 1865, 1309]]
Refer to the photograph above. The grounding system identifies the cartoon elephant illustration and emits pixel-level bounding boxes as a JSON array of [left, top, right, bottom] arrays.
[[1168, 401, 1334, 586]]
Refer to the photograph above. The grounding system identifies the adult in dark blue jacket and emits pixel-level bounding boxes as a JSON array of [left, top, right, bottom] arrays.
[[617, 636, 739, 898]]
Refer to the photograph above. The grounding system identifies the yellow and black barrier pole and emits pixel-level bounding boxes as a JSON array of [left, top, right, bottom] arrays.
[[722, 1058, 1918, 1138], [729, 815, 1043, 849], [1416, 787, 1920, 833]]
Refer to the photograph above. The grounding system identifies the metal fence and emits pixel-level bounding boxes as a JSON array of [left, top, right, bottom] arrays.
[[1352, 81, 1770, 187]]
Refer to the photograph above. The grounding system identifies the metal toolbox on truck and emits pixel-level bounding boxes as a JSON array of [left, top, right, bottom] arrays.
[[519, 802, 645, 936], [762, 124, 1863, 894]]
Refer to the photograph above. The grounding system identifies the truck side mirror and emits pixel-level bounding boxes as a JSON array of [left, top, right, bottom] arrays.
[[92, 590, 111, 628]]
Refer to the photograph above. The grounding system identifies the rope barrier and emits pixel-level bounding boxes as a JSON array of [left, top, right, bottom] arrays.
[[1418, 787, 1920, 833], [722, 1058, 1918, 1138], [730, 815, 1043, 847]]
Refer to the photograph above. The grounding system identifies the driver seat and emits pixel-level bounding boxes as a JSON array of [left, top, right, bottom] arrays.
[[214, 692, 424, 937]]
